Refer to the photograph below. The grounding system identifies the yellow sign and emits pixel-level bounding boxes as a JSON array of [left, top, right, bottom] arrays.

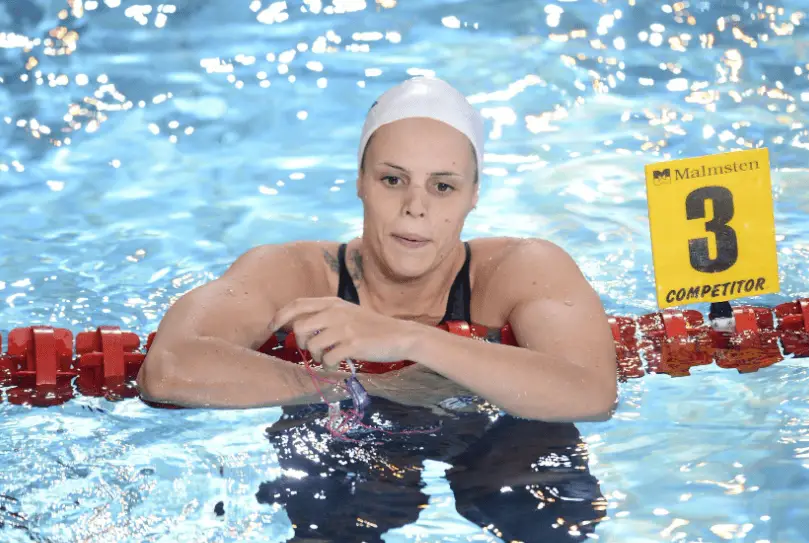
[[644, 148, 779, 309]]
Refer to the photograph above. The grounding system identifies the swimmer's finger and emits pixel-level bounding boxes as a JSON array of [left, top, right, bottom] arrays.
[[291, 313, 337, 351], [306, 327, 343, 365], [321, 342, 354, 370], [270, 297, 341, 333], [271, 305, 322, 334]]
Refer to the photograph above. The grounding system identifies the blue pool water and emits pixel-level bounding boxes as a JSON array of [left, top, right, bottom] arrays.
[[2, 0, 809, 541]]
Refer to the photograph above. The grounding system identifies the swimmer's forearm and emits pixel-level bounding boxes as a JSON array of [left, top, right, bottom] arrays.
[[406, 325, 616, 422], [137, 336, 350, 408]]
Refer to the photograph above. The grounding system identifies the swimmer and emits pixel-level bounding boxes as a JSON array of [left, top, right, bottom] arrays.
[[136, 76, 618, 422]]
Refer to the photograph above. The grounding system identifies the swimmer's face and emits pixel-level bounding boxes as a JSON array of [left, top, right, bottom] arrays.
[[357, 117, 478, 278]]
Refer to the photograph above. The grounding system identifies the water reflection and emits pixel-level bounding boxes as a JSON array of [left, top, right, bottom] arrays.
[[261, 398, 607, 542], [1, 0, 809, 542]]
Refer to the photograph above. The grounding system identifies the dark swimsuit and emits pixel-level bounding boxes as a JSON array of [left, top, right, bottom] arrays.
[[336, 241, 472, 323], [260, 241, 606, 543]]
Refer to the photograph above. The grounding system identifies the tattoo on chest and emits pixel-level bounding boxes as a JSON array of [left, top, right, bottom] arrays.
[[322, 248, 364, 288], [322, 249, 340, 273], [350, 249, 364, 283]]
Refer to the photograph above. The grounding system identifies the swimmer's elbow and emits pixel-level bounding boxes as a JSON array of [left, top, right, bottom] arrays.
[[578, 401, 617, 422], [137, 347, 180, 403], [571, 363, 619, 422], [579, 380, 618, 422], [517, 404, 615, 423], [513, 382, 617, 423]]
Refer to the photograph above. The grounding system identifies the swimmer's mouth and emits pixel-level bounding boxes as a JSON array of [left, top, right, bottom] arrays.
[[392, 233, 430, 243]]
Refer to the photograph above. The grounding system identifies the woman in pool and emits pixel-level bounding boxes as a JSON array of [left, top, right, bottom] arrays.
[[137, 76, 617, 542], [137, 76, 618, 420]]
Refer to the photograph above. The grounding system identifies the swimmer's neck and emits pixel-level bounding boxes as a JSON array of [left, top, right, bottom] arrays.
[[352, 237, 467, 322]]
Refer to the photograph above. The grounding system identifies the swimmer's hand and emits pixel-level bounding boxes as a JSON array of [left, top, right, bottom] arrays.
[[270, 296, 422, 369]]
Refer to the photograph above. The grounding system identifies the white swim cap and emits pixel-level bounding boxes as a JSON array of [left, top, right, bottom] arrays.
[[358, 76, 485, 172]]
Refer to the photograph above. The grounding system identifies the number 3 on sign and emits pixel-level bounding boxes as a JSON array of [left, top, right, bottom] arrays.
[[644, 148, 779, 310], [686, 186, 738, 273]]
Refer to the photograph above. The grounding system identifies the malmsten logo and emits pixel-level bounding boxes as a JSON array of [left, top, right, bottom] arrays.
[[653, 158, 761, 183]]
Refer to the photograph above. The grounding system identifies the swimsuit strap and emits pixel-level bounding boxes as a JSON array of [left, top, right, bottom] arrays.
[[336, 241, 472, 323], [440, 241, 472, 324], [337, 243, 360, 305]]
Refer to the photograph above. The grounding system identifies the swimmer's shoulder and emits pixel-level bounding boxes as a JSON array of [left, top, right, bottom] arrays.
[[468, 237, 576, 323], [468, 236, 568, 276], [234, 240, 346, 298]]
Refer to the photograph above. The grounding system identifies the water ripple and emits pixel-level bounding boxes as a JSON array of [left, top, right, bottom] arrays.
[[2, 0, 809, 541]]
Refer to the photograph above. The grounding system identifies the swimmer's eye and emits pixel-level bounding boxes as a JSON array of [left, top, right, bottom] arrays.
[[435, 182, 455, 193], [381, 175, 401, 186]]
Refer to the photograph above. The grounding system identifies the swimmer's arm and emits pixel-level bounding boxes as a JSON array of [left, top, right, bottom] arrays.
[[138, 335, 352, 408], [404, 240, 618, 422], [137, 244, 352, 408]]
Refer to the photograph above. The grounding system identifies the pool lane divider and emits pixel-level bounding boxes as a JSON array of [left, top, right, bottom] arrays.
[[0, 297, 808, 407], [609, 300, 809, 380]]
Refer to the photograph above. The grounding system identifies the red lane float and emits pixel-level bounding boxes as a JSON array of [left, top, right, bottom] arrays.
[[610, 301, 809, 379], [609, 316, 644, 381], [0, 326, 157, 407], [775, 299, 809, 357], [2, 297, 808, 407], [709, 306, 782, 374], [637, 309, 713, 377], [75, 326, 147, 399], [1, 326, 77, 407]]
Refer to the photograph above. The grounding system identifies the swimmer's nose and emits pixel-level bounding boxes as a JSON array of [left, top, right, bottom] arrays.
[[403, 188, 427, 218]]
